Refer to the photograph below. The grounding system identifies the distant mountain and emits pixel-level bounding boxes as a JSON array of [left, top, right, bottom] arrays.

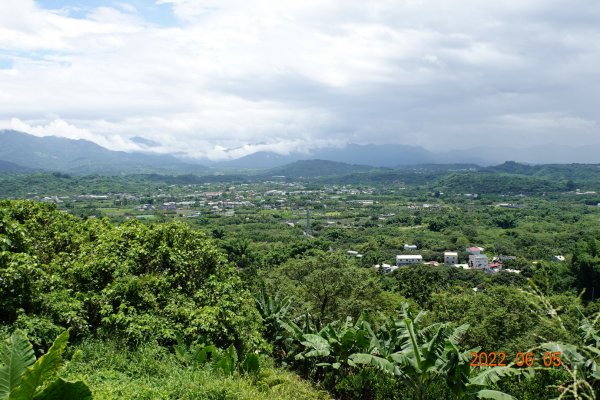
[[264, 159, 380, 178], [214, 144, 445, 169], [441, 144, 600, 165], [216, 151, 305, 169], [0, 130, 205, 175], [215, 142, 600, 169], [3, 130, 598, 175], [0, 159, 32, 173], [312, 144, 438, 167]]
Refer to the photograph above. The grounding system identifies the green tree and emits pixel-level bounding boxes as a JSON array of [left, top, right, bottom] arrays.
[[265, 252, 395, 323]]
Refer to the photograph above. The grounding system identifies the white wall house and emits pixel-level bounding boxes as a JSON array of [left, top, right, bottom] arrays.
[[444, 252, 458, 265], [375, 264, 398, 274], [404, 244, 418, 250], [396, 255, 423, 266], [468, 254, 489, 269]]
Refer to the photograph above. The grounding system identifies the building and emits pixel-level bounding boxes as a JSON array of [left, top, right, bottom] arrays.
[[553, 255, 566, 262], [488, 262, 503, 272], [396, 255, 423, 266], [466, 246, 483, 255], [424, 261, 440, 266], [444, 251, 458, 265], [468, 254, 489, 269], [375, 263, 398, 274], [40, 196, 62, 204], [404, 244, 418, 250], [160, 202, 177, 211], [347, 250, 363, 258]]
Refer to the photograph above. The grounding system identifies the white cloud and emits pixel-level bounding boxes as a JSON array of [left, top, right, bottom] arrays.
[[0, 0, 599, 159], [0, 117, 140, 151]]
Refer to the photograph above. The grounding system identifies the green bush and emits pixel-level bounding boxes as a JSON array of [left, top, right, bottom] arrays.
[[0, 201, 262, 351], [62, 339, 328, 400]]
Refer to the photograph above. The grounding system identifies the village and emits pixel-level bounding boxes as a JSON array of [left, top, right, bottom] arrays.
[[16, 175, 596, 280], [365, 244, 567, 275]]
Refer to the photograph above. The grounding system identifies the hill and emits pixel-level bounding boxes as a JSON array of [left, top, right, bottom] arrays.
[[264, 159, 379, 178], [435, 172, 566, 194], [213, 144, 451, 169], [0, 159, 32, 173], [215, 151, 305, 169]]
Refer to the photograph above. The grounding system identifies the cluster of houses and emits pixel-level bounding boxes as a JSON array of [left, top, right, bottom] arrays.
[[375, 245, 523, 274]]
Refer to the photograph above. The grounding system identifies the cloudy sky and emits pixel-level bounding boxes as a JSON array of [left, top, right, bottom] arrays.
[[0, 0, 599, 159]]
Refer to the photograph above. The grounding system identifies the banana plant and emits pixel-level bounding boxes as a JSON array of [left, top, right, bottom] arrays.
[[0, 330, 92, 400], [277, 311, 318, 361], [540, 310, 600, 399], [257, 298, 526, 399], [285, 311, 377, 383], [173, 334, 218, 367], [173, 335, 260, 376], [349, 305, 520, 400], [254, 287, 293, 345]]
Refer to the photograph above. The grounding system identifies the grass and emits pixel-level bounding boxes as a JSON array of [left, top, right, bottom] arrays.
[[63, 339, 330, 400]]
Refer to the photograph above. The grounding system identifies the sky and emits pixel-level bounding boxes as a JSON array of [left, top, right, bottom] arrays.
[[0, 0, 599, 160]]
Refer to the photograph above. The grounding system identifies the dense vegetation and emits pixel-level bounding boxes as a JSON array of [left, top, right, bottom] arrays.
[[2, 165, 600, 399]]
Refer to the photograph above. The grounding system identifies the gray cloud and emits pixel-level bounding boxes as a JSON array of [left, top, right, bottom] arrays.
[[0, 0, 599, 159]]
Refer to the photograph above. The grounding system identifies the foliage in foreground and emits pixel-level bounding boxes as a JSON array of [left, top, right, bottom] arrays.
[[0, 200, 261, 351], [0, 330, 91, 400], [255, 287, 600, 400], [62, 339, 329, 400]]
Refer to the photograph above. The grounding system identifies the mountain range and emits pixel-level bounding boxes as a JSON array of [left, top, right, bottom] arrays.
[[0, 130, 205, 175], [1, 129, 599, 175], [210, 143, 600, 169]]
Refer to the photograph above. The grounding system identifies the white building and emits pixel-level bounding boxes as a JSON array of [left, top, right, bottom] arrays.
[[375, 263, 398, 274], [347, 250, 363, 258], [444, 252, 458, 265], [404, 244, 418, 251], [424, 261, 440, 266], [469, 254, 489, 269], [553, 255, 566, 262], [396, 255, 423, 266]]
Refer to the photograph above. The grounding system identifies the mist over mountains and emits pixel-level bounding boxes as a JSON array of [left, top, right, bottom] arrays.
[[1, 129, 599, 175]]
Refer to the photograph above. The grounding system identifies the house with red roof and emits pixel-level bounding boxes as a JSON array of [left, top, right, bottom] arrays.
[[466, 246, 484, 255]]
